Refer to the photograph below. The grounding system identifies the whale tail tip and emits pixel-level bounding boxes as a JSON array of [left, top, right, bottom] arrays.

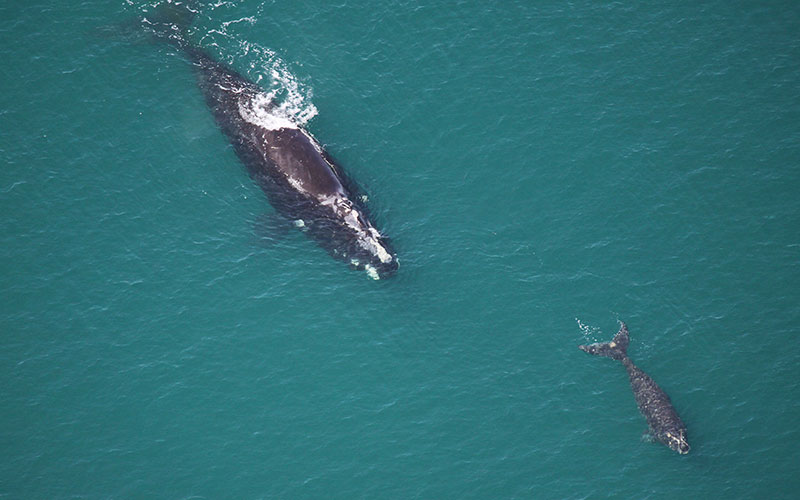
[[579, 321, 630, 361]]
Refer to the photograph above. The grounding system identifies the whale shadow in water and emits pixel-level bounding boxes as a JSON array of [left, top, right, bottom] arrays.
[[142, 1, 398, 279]]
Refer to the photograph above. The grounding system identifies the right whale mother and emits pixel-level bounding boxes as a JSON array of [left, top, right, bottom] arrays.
[[143, 2, 398, 279], [579, 322, 690, 454]]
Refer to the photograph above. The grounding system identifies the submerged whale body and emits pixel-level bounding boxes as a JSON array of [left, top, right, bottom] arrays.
[[579, 322, 690, 454], [143, 3, 398, 279]]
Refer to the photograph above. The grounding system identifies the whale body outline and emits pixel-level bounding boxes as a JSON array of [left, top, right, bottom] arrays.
[[142, 2, 398, 279], [579, 322, 690, 454]]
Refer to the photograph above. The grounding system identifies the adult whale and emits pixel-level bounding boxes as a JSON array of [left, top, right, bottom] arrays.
[[579, 322, 690, 454], [143, 2, 398, 279]]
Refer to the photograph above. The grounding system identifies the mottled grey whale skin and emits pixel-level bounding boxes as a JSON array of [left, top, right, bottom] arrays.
[[143, 4, 398, 279], [579, 322, 690, 454]]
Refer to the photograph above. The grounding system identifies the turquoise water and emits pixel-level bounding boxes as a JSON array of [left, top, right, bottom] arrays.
[[2, 0, 800, 498]]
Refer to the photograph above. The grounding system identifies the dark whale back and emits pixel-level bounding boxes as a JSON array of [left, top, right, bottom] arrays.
[[621, 357, 689, 453], [142, 2, 398, 278], [579, 323, 690, 454]]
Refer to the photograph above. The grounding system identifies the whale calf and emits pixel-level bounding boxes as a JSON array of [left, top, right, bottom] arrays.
[[579, 322, 690, 454], [143, 2, 398, 279]]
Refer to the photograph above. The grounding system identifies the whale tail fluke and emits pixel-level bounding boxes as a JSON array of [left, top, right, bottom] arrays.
[[579, 322, 630, 361]]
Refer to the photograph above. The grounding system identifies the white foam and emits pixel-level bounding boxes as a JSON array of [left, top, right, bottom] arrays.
[[193, 16, 318, 129], [220, 17, 256, 30], [237, 41, 318, 128], [238, 92, 298, 130], [576, 318, 600, 342]]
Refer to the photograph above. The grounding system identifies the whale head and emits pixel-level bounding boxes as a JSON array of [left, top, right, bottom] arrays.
[[318, 195, 399, 279], [346, 228, 399, 280], [661, 429, 690, 455]]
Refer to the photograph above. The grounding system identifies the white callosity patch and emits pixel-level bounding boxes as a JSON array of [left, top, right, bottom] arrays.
[[364, 234, 393, 264], [285, 175, 307, 195], [350, 260, 380, 280], [364, 264, 380, 280], [321, 195, 394, 266]]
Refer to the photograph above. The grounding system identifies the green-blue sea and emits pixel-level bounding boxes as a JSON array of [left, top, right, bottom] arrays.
[[2, 1, 799, 498]]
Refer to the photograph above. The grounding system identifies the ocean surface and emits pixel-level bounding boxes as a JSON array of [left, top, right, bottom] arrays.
[[2, 1, 799, 498]]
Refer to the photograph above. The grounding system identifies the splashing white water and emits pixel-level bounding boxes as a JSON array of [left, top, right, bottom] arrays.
[[136, 1, 319, 128], [238, 92, 300, 131], [209, 28, 318, 129], [576, 318, 601, 342]]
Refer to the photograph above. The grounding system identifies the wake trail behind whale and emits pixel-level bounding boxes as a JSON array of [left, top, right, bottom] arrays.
[[137, 0, 318, 130], [209, 30, 318, 130]]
